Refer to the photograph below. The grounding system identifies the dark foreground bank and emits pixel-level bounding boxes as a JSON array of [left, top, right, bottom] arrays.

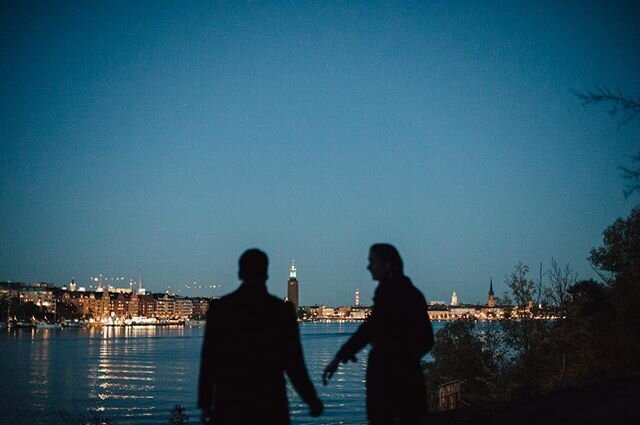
[[429, 376, 639, 424]]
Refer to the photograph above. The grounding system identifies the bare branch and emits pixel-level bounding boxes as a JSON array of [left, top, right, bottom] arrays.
[[546, 258, 578, 311], [588, 262, 614, 285], [573, 88, 640, 197], [573, 88, 640, 125]]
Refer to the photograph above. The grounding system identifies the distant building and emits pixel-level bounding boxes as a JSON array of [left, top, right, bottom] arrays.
[[488, 278, 495, 308], [155, 294, 175, 319], [450, 306, 480, 319], [127, 292, 139, 317], [174, 297, 193, 319], [336, 306, 351, 318], [109, 292, 127, 317], [319, 306, 336, 318], [0, 282, 22, 299], [191, 297, 212, 318], [287, 261, 299, 311], [427, 304, 451, 321], [138, 294, 156, 318], [305, 305, 321, 319], [63, 290, 110, 319], [350, 305, 369, 320], [451, 291, 458, 306], [354, 288, 360, 307], [31, 282, 55, 289], [109, 287, 132, 294], [19, 287, 55, 312]]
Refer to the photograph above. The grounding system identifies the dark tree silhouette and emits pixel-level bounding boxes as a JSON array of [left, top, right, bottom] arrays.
[[545, 258, 578, 313], [574, 88, 640, 197]]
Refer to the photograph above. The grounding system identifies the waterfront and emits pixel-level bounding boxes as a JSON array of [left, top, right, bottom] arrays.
[[0, 322, 443, 424]]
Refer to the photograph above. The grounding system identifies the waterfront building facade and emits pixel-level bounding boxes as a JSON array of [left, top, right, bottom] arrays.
[[19, 287, 56, 311], [109, 292, 127, 317], [138, 294, 156, 318], [174, 297, 194, 319], [127, 292, 139, 317], [191, 297, 211, 318], [2, 281, 222, 324], [0, 282, 22, 300], [155, 294, 175, 319]]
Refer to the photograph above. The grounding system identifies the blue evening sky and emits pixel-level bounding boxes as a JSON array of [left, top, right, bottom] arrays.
[[1, 1, 639, 306]]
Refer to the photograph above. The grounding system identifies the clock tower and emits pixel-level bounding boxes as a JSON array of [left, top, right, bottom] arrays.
[[287, 261, 299, 311]]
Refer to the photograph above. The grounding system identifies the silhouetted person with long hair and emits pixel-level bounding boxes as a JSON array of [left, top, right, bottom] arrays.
[[323, 244, 434, 425], [198, 249, 323, 424]]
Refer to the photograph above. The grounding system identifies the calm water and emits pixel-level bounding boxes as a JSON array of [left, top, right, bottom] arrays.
[[0, 322, 442, 425]]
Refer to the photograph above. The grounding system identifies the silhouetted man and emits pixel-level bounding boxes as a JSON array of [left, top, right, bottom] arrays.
[[323, 244, 434, 425], [198, 249, 323, 424]]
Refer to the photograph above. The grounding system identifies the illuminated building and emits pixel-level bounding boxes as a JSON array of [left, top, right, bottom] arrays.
[[109, 292, 127, 317], [154, 293, 175, 319], [451, 291, 458, 306], [191, 297, 212, 317], [138, 294, 156, 317], [174, 297, 194, 319], [287, 261, 299, 311], [127, 291, 139, 317], [19, 286, 55, 311]]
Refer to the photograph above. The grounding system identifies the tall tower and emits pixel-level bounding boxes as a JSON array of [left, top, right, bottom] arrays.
[[287, 261, 299, 311], [451, 291, 458, 306], [355, 289, 360, 307], [97, 273, 104, 292], [488, 278, 495, 308]]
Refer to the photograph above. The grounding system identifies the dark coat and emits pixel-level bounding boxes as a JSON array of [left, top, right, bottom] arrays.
[[198, 282, 318, 425], [336, 276, 434, 422]]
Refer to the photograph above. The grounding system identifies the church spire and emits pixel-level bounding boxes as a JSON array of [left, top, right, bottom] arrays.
[[488, 277, 495, 307]]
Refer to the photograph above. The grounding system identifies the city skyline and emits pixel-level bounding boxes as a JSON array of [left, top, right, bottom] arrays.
[[1, 1, 639, 306], [0, 264, 567, 307]]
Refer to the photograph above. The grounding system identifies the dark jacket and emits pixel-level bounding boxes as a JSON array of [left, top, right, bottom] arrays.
[[336, 276, 434, 421], [198, 282, 319, 425]]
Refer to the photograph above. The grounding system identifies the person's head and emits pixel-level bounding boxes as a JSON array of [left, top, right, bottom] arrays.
[[367, 243, 404, 281], [238, 248, 269, 282]]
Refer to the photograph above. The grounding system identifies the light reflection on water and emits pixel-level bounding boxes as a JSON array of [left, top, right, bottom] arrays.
[[0, 322, 442, 424], [28, 331, 50, 415]]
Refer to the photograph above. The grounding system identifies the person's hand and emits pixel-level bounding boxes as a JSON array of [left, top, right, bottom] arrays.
[[309, 397, 324, 417], [322, 357, 340, 385]]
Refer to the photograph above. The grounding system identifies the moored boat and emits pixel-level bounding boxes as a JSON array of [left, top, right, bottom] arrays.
[[35, 321, 62, 329], [185, 319, 206, 327], [63, 319, 86, 328]]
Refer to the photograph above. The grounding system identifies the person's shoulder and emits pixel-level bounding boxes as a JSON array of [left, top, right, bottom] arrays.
[[209, 290, 238, 310], [404, 278, 427, 300], [265, 294, 297, 316], [205, 297, 225, 315], [265, 293, 289, 308], [205, 297, 220, 308]]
